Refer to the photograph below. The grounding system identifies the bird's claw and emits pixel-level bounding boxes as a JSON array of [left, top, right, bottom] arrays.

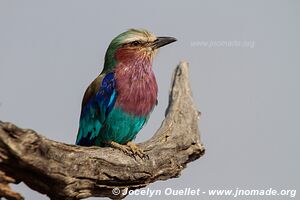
[[109, 141, 149, 160], [126, 142, 149, 160], [109, 141, 132, 156]]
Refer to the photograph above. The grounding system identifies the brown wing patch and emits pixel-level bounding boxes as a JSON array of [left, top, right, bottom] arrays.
[[81, 73, 105, 110]]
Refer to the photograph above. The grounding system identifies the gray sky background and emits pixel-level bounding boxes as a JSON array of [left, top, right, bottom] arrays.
[[0, 1, 299, 200]]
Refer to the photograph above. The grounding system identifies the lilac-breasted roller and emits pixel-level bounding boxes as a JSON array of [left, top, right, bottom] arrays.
[[76, 29, 176, 156]]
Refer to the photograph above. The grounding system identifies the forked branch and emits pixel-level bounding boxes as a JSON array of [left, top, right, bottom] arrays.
[[0, 61, 205, 200]]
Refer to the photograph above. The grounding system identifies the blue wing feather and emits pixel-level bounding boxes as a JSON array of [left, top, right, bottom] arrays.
[[76, 72, 116, 146]]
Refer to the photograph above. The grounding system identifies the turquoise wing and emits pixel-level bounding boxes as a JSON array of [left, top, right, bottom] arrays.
[[76, 72, 116, 146]]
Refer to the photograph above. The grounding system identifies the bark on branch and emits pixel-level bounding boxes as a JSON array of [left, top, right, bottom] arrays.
[[0, 61, 205, 200]]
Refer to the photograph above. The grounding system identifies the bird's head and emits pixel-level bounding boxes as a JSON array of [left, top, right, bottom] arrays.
[[104, 29, 176, 70]]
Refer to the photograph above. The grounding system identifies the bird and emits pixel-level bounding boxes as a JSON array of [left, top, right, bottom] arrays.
[[76, 29, 176, 157]]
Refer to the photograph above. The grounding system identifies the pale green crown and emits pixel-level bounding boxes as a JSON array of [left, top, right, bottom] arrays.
[[103, 29, 156, 71]]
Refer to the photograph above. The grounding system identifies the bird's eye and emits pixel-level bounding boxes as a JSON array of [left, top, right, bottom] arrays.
[[131, 41, 141, 46]]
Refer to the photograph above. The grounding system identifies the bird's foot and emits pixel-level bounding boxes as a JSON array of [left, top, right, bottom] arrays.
[[108, 141, 148, 159], [109, 141, 132, 156], [126, 141, 148, 160]]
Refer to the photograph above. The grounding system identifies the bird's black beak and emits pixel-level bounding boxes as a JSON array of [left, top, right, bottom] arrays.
[[152, 37, 177, 49]]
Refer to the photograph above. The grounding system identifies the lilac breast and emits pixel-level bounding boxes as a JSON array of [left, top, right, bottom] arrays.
[[114, 62, 158, 116]]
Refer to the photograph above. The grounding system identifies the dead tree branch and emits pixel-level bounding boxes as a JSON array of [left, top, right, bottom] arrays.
[[0, 61, 205, 200]]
